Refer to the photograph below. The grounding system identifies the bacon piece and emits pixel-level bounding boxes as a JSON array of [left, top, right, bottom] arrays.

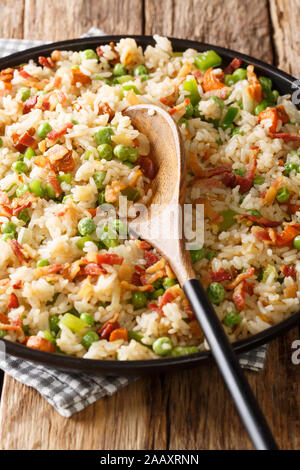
[[19, 69, 37, 80], [144, 250, 159, 268], [109, 327, 128, 342], [18, 131, 37, 149], [232, 282, 246, 311], [168, 98, 190, 115], [202, 68, 226, 92], [71, 68, 91, 86], [0, 312, 9, 324], [237, 214, 281, 227], [226, 267, 255, 290], [7, 293, 19, 309], [26, 336, 55, 353], [210, 268, 232, 282], [277, 105, 289, 124], [46, 172, 63, 197], [96, 46, 104, 57], [53, 152, 75, 173], [8, 239, 25, 263], [47, 123, 73, 141], [131, 272, 142, 286], [121, 280, 153, 292], [98, 320, 120, 340], [98, 102, 114, 120], [137, 156, 157, 179], [12, 192, 36, 211], [222, 150, 257, 192], [38, 56, 54, 68], [23, 95, 37, 114], [275, 224, 300, 247], [96, 253, 123, 266], [0, 205, 12, 218], [81, 263, 106, 276], [159, 289, 176, 308], [12, 280, 22, 289], [45, 144, 69, 163], [269, 132, 300, 142], [224, 58, 242, 75], [140, 270, 165, 286], [281, 265, 296, 279]]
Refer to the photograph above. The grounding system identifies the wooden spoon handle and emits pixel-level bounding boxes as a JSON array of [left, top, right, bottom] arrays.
[[183, 278, 278, 450]]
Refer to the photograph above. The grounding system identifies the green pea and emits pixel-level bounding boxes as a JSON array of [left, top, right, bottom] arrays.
[[98, 190, 106, 205], [113, 63, 127, 77], [80, 313, 95, 327], [114, 75, 132, 84], [190, 247, 205, 264], [133, 65, 148, 76], [12, 161, 28, 174], [0, 329, 7, 338], [207, 282, 225, 305], [29, 180, 45, 197], [124, 161, 135, 169], [0, 137, 2, 148], [49, 315, 60, 334], [62, 194, 73, 203], [16, 183, 29, 197], [224, 74, 234, 86], [219, 209, 238, 232], [132, 291, 148, 309], [272, 90, 279, 103], [36, 259, 50, 268], [17, 208, 30, 224], [276, 187, 290, 203], [57, 173, 72, 184], [94, 127, 114, 145], [224, 311, 242, 328], [206, 250, 216, 261], [162, 277, 177, 290], [81, 49, 98, 61], [45, 183, 56, 199], [113, 144, 138, 162], [128, 330, 146, 344], [169, 346, 199, 357], [93, 171, 106, 189], [71, 119, 78, 125], [19, 87, 31, 102], [149, 288, 165, 300], [23, 147, 36, 159], [232, 68, 247, 82], [1, 221, 16, 234], [97, 143, 113, 161], [76, 235, 93, 250], [259, 76, 273, 93], [152, 337, 173, 356], [234, 168, 246, 176], [37, 122, 52, 139], [78, 217, 96, 236], [194, 50, 222, 71], [253, 176, 265, 185], [82, 331, 100, 350], [99, 226, 119, 248], [254, 100, 270, 116], [231, 128, 244, 136], [293, 235, 300, 250], [120, 187, 140, 201]]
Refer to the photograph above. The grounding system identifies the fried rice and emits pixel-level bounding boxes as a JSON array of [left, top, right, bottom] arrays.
[[0, 35, 300, 360]]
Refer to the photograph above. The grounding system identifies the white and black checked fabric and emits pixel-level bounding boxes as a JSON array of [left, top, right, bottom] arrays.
[[0, 28, 268, 417]]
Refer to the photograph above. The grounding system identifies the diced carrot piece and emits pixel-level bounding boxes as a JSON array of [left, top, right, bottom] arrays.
[[258, 107, 278, 133], [109, 327, 128, 342]]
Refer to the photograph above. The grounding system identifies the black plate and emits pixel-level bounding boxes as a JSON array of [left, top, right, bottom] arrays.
[[1, 35, 300, 375]]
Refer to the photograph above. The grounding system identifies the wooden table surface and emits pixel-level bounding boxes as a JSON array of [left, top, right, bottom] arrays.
[[0, 0, 300, 450]]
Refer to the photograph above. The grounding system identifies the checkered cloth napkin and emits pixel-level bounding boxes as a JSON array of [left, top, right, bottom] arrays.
[[0, 28, 268, 417]]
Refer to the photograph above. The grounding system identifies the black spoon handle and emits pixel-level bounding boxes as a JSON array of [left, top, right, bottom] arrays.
[[184, 278, 278, 450]]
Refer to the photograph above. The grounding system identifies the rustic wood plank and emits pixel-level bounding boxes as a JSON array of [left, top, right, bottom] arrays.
[[145, 0, 273, 63], [23, 0, 143, 41], [1, 329, 299, 450], [270, 0, 300, 76], [0, 0, 25, 39]]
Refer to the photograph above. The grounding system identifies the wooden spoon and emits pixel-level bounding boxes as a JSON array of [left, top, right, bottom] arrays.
[[125, 104, 278, 450]]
